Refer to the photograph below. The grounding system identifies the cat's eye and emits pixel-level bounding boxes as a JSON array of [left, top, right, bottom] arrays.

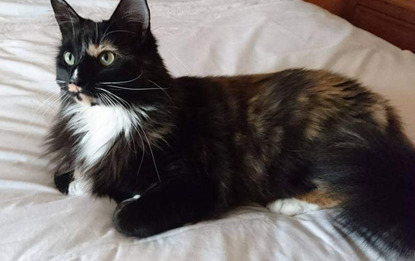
[[99, 51, 115, 66], [64, 51, 75, 66]]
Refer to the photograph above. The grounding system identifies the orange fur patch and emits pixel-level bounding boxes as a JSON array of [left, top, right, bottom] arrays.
[[296, 189, 342, 209], [87, 41, 118, 58], [68, 84, 95, 106], [77, 93, 93, 106], [68, 83, 81, 93]]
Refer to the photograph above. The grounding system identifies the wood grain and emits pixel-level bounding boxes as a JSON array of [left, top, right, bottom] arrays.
[[303, 0, 415, 52], [303, 0, 358, 19], [354, 5, 415, 51]]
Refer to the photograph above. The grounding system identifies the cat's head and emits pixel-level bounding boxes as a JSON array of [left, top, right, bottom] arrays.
[[51, 0, 171, 107]]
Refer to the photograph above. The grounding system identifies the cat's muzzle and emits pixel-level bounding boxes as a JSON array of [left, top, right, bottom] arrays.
[[68, 83, 97, 106]]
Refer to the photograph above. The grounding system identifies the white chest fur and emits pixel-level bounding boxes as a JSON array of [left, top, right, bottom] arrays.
[[64, 105, 137, 168], [63, 105, 139, 195]]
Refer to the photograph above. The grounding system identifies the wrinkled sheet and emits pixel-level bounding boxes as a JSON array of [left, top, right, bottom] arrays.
[[0, 0, 414, 260]]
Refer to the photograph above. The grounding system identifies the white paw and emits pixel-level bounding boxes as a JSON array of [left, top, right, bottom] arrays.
[[68, 177, 92, 196], [267, 198, 320, 216]]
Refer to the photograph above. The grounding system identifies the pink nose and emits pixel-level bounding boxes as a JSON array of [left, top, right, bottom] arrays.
[[68, 83, 81, 93]]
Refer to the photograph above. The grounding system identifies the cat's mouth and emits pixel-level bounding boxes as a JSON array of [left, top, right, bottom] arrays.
[[68, 83, 99, 106]]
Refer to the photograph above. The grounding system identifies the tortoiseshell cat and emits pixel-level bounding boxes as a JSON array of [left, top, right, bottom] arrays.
[[47, 0, 415, 258]]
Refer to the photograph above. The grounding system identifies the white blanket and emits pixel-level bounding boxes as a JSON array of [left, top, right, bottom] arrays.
[[0, 0, 414, 260]]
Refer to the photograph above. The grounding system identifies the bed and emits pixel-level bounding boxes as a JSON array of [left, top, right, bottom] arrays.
[[1, 0, 414, 260]]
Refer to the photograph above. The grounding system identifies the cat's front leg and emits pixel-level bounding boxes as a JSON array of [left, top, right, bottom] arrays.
[[54, 171, 74, 194], [113, 177, 217, 238]]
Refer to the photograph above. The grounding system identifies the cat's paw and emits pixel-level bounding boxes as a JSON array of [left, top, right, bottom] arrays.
[[68, 177, 92, 196], [113, 195, 156, 238], [267, 198, 320, 216], [54, 171, 73, 194]]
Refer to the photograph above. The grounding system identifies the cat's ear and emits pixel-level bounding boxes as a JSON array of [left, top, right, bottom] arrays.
[[109, 0, 151, 39], [50, 0, 81, 35]]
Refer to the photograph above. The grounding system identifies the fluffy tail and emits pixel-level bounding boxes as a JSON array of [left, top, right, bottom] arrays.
[[312, 123, 415, 259]]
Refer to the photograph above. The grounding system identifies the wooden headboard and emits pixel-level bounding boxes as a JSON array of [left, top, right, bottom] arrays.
[[303, 0, 415, 52]]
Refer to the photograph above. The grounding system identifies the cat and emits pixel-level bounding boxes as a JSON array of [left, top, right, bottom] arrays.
[[47, 0, 415, 258]]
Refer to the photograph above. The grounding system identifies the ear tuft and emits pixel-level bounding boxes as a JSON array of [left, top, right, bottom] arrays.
[[50, 0, 81, 36], [109, 0, 151, 39]]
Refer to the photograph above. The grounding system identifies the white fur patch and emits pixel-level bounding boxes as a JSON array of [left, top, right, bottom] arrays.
[[68, 176, 92, 196], [62, 103, 156, 196], [68, 168, 92, 196], [122, 194, 141, 203], [113, 194, 141, 217], [64, 104, 138, 168], [267, 198, 320, 216], [72, 68, 79, 82]]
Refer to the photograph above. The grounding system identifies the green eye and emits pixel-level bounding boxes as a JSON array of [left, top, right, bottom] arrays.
[[64, 51, 75, 66], [99, 51, 115, 66]]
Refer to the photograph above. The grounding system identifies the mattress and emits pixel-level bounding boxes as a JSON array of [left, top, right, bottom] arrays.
[[0, 0, 414, 260]]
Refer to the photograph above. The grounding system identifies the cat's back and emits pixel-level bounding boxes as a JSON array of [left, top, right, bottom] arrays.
[[176, 68, 391, 142], [176, 68, 379, 103], [176, 68, 387, 116]]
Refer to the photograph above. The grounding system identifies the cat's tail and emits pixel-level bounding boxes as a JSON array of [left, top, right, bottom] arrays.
[[312, 122, 415, 259]]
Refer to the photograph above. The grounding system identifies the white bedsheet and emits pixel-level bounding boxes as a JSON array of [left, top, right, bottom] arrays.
[[0, 0, 414, 260]]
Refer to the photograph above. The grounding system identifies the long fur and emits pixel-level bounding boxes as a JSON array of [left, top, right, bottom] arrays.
[[47, 0, 415, 258], [311, 122, 415, 258]]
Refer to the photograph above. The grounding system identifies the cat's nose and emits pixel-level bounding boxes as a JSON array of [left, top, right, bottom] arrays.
[[68, 83, 81, 93], [69, 68, 86, 86]]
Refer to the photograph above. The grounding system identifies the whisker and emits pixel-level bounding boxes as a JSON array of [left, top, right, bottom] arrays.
[[108, 93, 128, 108], [106, 94, 117, 107], [102, 93, 116, 107], [131, 121, 146, 176], [96, 87, 130, 108], [100, 30, 135, 44], [97, 93, 110, 106], [100, 19, 116, 43], [37, 92, 61, 111], [59, 7, 77, 40], [138, 124, 161, 183], [102, 91, 125, 109], [99, 69, 143, 85], [102, 85, 168, 92], [23, 80, 66, 83], [95, 22, 99, 44], [27, 92, 63, 135], [110, 93, 129, 107], [147, 79, 172, 100], [136, 132, 146, 177], [23, 93, 64, 141]]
